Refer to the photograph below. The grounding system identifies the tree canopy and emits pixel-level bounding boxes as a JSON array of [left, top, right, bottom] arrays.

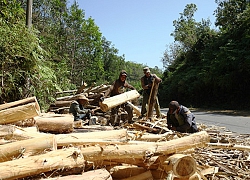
[[0, 0, 162, 110], [160, 0, 250, 109], [1, 0, 249, 110]]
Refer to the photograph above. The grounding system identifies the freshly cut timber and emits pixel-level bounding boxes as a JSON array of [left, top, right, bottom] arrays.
[[160, 154, 197, 179], [122, 170, 153, 180], [35, 114, 74, 134], [0, 147, 85, 180], [0, 126, 49, 141], [45, 169, 112, 180], [99, 90, 140, 112], [0, 102, 40, 125], [108, 165, 147, 179], [127, 101, 141, 116], [0, 134, 56, 162], [56, 129, 128, 147], [0, 96, 40, 112], [79, 131, 209, 161]]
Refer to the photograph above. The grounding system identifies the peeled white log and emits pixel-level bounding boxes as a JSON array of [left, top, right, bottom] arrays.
[[0, 96, 40, 112], [99, 90, 140, 112], [46, 169, 112, 180], [108, 165, 146, 179], [35, 114, 74, 134], [56, 129, 128, 147], [0, 134, 56, 162], [0, 102, 40, 124], [0, 126, 49, 141], [121, 170, 153, 180], [80, 131, 209, 161], [160, 154, 196, 179], [126, 101, 141, 116], [0, 147, 85, 180]]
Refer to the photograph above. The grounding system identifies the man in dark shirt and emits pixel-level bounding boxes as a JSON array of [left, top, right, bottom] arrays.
[[69, 95, 94, 124], [140, 67, 162, 118], [101, 70, 135, 126], [167, 101, 198, 133]]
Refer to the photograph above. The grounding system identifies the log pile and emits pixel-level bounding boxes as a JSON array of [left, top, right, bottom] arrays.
[[1, 95, 250, 179], [48, 84, 141, 126]]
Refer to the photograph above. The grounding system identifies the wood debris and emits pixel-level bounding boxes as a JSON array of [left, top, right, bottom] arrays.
[[0, 85, 250, 179]]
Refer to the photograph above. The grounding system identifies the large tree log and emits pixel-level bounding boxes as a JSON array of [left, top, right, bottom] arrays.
[[0, 147, 85, 180], [81, 169, 112, 180], [108, 165, 147, 179], [46, 169, 112, 180], [79, 131, 209, 161], [56, 129, 128, 147], [0, 126, 48, 141], [121, 170, 153, 180], [35, 114, 74, 134], [0, 102, 40, 125], [0, 134, 56, 162], [160, 154, 197, 179], [0, 96, 40, 112], [99, 90, 140, 112]]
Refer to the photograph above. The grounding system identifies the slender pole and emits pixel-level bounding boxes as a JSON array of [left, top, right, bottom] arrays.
[[26, 0, 33, 28]]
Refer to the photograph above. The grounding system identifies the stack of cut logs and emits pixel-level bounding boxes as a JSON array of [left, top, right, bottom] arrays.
[[1, 93, 250, 179]]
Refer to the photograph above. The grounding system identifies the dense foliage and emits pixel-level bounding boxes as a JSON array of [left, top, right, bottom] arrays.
[[1, 0, 249, 110], [0, 0, 162, 110], [160, 0, 250, 109]]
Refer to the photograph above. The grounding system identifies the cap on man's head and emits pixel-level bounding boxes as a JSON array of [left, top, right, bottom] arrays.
[[120, 70, 128, 77], [143, 67, 150, 73], [169, 101, 179, 111]]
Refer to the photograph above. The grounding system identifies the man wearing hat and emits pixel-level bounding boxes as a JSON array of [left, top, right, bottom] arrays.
[[69, 95, 94, 124], [167, 101, 198, 133], [140, 67, 162, 118], [100, 70, 135, 126]]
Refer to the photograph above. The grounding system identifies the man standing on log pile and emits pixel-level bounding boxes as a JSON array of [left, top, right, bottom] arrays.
[[167, 101, 198, 133], [69, 95, 95, 125], [139, 67, 162, 119], [100, 70, 135, 126]]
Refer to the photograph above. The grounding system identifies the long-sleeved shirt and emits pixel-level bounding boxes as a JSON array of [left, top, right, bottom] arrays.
[[141, 73, 161, 95], [69, 100, 89, 119], [167, 105, 198, 133], [104, 79, 135, 97]]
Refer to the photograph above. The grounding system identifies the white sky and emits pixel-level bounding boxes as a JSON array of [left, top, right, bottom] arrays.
[[69, 0, 218, 70]]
